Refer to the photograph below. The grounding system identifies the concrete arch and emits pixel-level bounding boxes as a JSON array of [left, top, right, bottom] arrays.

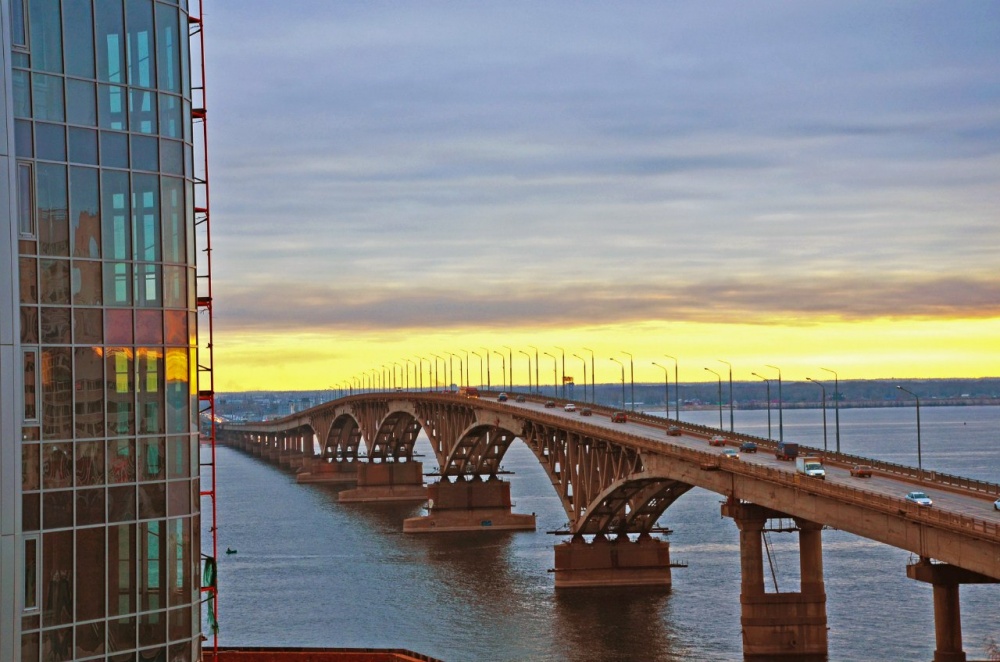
[[574, 475, 694, 536], [442, 421, 521, 477]]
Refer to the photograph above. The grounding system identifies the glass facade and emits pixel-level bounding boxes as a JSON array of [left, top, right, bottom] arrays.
[[2, 1, 202, 660]]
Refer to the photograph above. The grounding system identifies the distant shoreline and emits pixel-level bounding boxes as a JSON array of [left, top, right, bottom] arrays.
[[685, 397, 1000, 411]]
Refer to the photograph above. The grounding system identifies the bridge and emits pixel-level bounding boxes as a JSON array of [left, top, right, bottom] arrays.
[[219, 391, 1000, 661]]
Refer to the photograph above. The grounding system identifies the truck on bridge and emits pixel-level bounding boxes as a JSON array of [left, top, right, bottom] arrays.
[[775, 441, 798, 461], [796, 455, 826, 479]]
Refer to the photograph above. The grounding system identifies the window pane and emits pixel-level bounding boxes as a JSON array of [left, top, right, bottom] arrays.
[[68, 127, 99, 165], [100, 130, 129, 168], [138, 348, 164, 434], [43, 490, 73, 528], [39, 259, 70, 305], [19, 256, 37, 303], [37, 163, 68, 255], [35, 121, 66, 162], [76, 526, 107, 620], [136, 309, 163, 344], [136, 263, 161, 308], [162, 268, 185, 310], [160, 176, 184, 263], [131, 134, 158, 171], [42, 531, 74, 624], [126, 0, 156, 88], [17, 162, 34, 236], [74, 307, 104, 344], [108, 524, 136, 619], [12, 0, 26, 47], [75, 349, 107, 439], [76, 488, 105, 526], [106, 308, 133, 345], [40, 305, 71, 343], [101, 169, 131, 259], [107, 349, 135, 437], [63, 0, 96, 78], [96, 0, 126, 83], [70, 166, 101, 258], [98, 83, 128, 130], [15, 119, 33, 157], [165, 348, 189, 434], [132, 173, 159, 260], [24, 538, 37, 610], [158, 93, 181, 138], [130, 88, 157, 134], [23, 351, 38, 421], [73, 259, 103, 305], [12, 70, 30, 118], [160, 138, 182, 175], [41, 348, 73, 439], [66, 79, 98, 126], [31, 73, 64, 122], [29, 0, 64, 73]]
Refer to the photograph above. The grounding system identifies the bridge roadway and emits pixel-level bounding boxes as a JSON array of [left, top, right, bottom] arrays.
[[220, 391, 1000, 661]]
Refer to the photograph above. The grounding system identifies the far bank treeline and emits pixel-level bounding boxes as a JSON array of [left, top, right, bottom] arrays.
[[217, 378, 1000, 421]]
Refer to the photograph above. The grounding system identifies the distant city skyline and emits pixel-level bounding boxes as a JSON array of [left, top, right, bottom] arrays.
[[208, 2, 1000, 391]]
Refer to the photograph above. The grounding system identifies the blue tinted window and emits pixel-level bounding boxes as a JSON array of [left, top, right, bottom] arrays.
[[126, 0, 156, 88], [132, 173, 159, 261], [129, 89, 157, 134], [158, 94, 181, 138], [100, 131, 129, 169], [31, 73, 64, 122], [36, 163, 68, 256], [160, 177, 184, 264], [159, 139, 182, 176], [101, 169, 131, 260], [29, 0, 63, 73], [70, 166, 101, 258], [155, 4, 180, 93], [35, 123, 66, 162], [131, 135, 158, 172], [12, 70, 30, 118], [12, 0, 27, 47], [69, 128, 99, 165], [98, 84, 127, 130], [66, 79, 98, 126], [63, 0, 96, 78], [95, 0, 125, 83]]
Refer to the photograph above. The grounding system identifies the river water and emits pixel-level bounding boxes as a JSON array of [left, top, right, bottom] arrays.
[[203, 405, 1000, 661]]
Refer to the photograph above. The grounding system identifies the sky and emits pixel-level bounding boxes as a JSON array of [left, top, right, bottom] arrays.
[[203, 1, 1000, 392]]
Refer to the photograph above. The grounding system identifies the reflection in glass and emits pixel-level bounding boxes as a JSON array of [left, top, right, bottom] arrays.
[[66, 79, 98, 126], [74, 308, 104, 344], [101, 169, 130, 259], [75, 347, 106, 438], [37, 163, 69, 257], [95, 0, 125, 84], [72, 259, 102, 305], [70, 166, 100, 257], [40, 306, 71, 344], [41, 347, 73, 439], [30, 0, 64, 73], [43, 530, 74, 626], [31, 73, 65, 122], [63, 0, 96, 78], [39, 259, 70, 304], [106, 348, 135, 437], [75, 440, 105, 484]]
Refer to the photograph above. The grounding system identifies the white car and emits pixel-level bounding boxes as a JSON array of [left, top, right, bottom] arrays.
[[905, 491, 933, 507], [564, 403, 576, 412], [994, 497, 1000, 511]]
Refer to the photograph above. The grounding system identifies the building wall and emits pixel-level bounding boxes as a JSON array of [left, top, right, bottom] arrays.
[[3, 1, 203, 659]]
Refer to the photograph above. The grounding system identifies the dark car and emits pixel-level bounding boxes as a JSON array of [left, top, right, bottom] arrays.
[[544, 401, 556, 408], [666, 426, 682, 436], [515, 395, 526, 403], [611, 412, 628, 423], [740, 441, 758, 453], [579, 408, 593, 416], [497, 392, 508, 402]]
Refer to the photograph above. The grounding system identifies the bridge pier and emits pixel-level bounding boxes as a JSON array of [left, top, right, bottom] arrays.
[[723, 501, 828, 661], [403, 476, 536, 533], [338, 461, 427, 502], [906, 557, 999, 662], [551, 533, 674, 589], [296, 458, 359, 484]]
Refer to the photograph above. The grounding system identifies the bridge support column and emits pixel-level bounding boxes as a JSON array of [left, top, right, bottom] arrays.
[[403, 476, 536, 533], [339, 461, 427, 502], [723, 501, 828, 661], [551, 533, 674, 589], [906, 557, 999, 662], [295, 458, 359, 484]]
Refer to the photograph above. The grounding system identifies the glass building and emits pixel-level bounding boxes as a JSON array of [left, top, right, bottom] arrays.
[[0, 0, 204, 660]]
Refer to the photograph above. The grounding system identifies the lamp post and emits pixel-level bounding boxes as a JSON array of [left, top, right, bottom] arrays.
[[622, 350, 634, 411], [896, 385, 922, 474], [665, 354, 679, 421], [370, 369, 377, 393], [431, 354, 444, 391], [821, 367, 840, 453], [471, 351, 484, 390], [610, 357, 626, 409], [492, 351, 506, 393], [529, 345, 540, 394], [583, 347, 595, 403], [751, 372, 771, 440], [766, 364, 783, 442], [462, 349, 470, 388], [555, 346, 566, 398], [806, 377, 828, 452], [718, 359, 733, 432], [446, 351, 462, 390], [416, 357, 427, 392], [705, 367, 723, 430], [503, 345, 513, 392], [519, 350, 532, 394], [652, 362, 669, 419], [544, 351, 558, 398], [404, 359, 415, 391], [393, 362, 403, 391], [480, 347, 491, 391], [573, 354, 587, 403]]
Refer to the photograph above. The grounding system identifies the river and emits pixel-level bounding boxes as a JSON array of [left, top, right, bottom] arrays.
[[202, 405, 1000, 661]]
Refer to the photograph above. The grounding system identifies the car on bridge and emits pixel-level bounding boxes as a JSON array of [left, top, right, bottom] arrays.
[[611, 412, 628, 423], [515, 395, 526, 402], [721, 448, 740, 460], [850, 464, 873, 478], [740, 441, 757, 453], [905, 491, 933, 507], [709, 435, 727, 446], [994, 497, 1000, 511], [579, 408, 592, 416], [667, 426, 682, 436], [497, 392, 508, 402], [564, 403, 576, 412], [544, 401, 556, 408]]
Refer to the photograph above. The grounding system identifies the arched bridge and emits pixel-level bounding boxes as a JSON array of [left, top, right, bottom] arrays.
[[220, 391, 1000, 661]]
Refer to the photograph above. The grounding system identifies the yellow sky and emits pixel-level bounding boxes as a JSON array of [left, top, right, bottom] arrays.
[[213, 316, 1000, 392]]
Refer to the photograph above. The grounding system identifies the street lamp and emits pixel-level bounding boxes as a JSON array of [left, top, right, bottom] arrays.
[[622, 350, 634, 411], [896, 385, 922, 473], [806, 377, 828, 452], [583, 347, 595, 403], [610, 357, 626, 409], [718, 359, 733, 432], [446, 351, 462, 390], [573, 354, 587, 403], [462, 350, 470, 388], [529, 345, 540, 394], [393, 362, 403, 391], [705, 367, 723, 430], [821, 367, 840, 453], [492, 351, 506, 393], [480, 347, 492, 391], [416, 357, 427, 392], [652, 362, 669, 419], [766, 364, 784, 442], [471, 351, 484, 390], [431, 354, 444, 390], [665, 354, 679, 421], [544, 351, 558, 398], [518, 350, 532, 394], [751, 372, 771, 440], [555, 346, 566, 398], [503, 345, 513, 392]]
